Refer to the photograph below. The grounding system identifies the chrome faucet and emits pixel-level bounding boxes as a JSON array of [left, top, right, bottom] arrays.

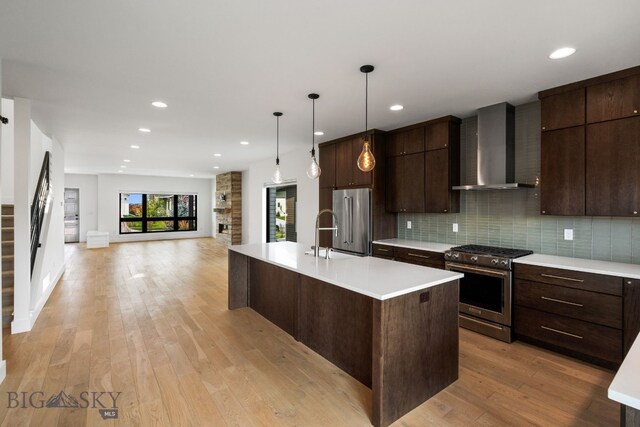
[[314, 209, 339, 258]]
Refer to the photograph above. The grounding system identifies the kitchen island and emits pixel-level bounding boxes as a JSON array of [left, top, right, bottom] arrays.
[[228, 242, 463, 427]]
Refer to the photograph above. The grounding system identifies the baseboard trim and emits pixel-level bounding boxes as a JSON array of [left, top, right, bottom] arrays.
[[11, 317, 31, 334], [29, 263, 66, 330]]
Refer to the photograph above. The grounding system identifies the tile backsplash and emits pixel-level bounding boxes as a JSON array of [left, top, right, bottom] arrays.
[[397, 102, 640, 264]]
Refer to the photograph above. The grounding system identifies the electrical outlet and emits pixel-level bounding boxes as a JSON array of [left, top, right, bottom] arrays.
[[564, 229, 574, 241], [452, 223, 459, 233], [407, 221, 412, 229]]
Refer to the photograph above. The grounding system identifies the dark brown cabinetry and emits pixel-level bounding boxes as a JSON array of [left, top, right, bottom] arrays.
[[385, 116, 460, 214], [586, 117, 640, 216], [540, 127, 585, 216], [514, 264, 624, 368], [539, 65, 640, 217], [318, 142, 336, 189], [318, 130, 396, 245], [587, 74, 640, 123], [371, 244, 445, 270], [540, 88, 585, 131], [386, 154, 425, 213], [624, 278, 640, 356]]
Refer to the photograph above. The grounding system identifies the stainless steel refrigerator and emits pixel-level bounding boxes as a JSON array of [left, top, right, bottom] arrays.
[[332, 188, 372, 256]]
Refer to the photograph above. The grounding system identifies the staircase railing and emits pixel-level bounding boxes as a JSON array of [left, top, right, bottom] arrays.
[[31, 151, 51, 276]]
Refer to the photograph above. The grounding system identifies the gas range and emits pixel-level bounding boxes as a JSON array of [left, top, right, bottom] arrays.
[[444, 244, 533, 270]]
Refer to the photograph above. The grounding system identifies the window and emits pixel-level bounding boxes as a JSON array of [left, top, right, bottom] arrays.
[[266, 185, 296, 243], [120, 193, 197, 234]]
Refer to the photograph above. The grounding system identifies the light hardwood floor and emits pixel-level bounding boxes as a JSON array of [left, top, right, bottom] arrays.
[[0, 238, 619, 426]]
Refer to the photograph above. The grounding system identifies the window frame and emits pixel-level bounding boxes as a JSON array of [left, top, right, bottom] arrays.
[[119, 193, 198, 234]]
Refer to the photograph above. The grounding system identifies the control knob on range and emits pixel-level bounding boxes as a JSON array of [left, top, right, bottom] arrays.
[[444, 252, 451, 259], [453, 253, 460, 259], [491, 259, 499, 265], [500, 260, 509, 266], [470, 256, 478, 262]]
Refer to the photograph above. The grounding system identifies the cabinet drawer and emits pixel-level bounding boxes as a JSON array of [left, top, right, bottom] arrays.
[[393, 247, 444, 269], [515, 306, 622, 365], [372, 244, 394, 258], [514, 264, 622, 296], [515, 279, 622, 328]]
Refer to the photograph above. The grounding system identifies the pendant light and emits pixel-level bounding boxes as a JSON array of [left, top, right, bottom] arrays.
[[357, 65, 376, 172], [272, 112, 283, 184], [306, 93, 321, 179]]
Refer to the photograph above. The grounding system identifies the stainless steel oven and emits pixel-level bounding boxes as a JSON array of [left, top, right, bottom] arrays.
[[444, 245, 532, 343]]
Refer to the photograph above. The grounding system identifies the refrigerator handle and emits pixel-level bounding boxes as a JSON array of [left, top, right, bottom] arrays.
[[343, 196, 349, 244], [349, 196, 354, 244]]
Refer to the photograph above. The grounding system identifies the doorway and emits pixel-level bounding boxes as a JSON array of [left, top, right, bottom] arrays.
[[64, 188, 80, 243], [266, 185, 297, 243]]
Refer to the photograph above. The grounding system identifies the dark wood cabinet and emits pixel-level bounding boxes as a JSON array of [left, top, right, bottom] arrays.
[[587, 74, 640, 123], [386, 153, 425, 213], [425, 121, 450, 150], [624, 278, 640, 357], [318, 143, 336, 189], [387, 127, 424, 157], [540, 127, 585, 216], [540, 88, 586, 131], [425, 148, 458, 213], [335, 136, 372, 188], [586, 116, 640, 216], [371, 244, 445, 270], [514, 263, 625, 368]]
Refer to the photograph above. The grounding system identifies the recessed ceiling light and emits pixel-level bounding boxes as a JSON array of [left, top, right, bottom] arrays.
[[390, 105, 404, 111], [120, 165, 126, 168], [123, 159, 131, 163], [549, 47, 576, 59], [118, 170, 123, 173], [213, 166, 220, 169], [130, 145, 140, 149], [151, 101, 168, 108], [138, 128, 151, 133], [214, 153, 222, 157], [240, 141, 250, 145], [314, 131, 324, 136], [189, 174, 194, 177]]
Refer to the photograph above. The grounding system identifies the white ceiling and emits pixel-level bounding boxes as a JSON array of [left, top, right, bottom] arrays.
[[1, 0, 639, 178]]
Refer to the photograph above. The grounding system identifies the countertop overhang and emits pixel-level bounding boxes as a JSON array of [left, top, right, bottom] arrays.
[[229, 242, 462, 300], [609, 334, 640, 410]]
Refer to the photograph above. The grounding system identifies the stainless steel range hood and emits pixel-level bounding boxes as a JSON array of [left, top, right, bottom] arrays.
[[453, 102, 535, 190]]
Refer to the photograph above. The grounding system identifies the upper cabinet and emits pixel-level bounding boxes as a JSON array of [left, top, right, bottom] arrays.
[[385, 116, 460, 214], [540, 88, 585, 131], [335, 136, 373, 188], [587, 74, 640, 123], [318, 143, 336, 189], [539, 65, 640, 217]]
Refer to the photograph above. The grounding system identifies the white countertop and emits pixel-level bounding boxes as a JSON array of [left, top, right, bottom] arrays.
[[229, 242, 462, 300], [372, 239, 453, 253], [609, 334, 640, 410], [513, 254, 640, 280]]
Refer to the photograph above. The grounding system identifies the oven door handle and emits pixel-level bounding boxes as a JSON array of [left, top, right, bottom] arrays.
[[446, 262, 508, 278]]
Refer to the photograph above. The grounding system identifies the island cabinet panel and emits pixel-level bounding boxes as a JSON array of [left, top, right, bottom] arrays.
[[586, 117, 640, 217], [624, 278, 640, 356], [540, 126, 585, 216], [587, 74, 640, 123], [228, 251, 249, 309], [248, 259, 299, 338], [372, 281, 459, 427], [540, 88, 586, 131], [299, 276, 373, 387]]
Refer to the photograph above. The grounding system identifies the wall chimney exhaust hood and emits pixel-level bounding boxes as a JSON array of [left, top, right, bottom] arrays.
[[452, 102, 535, 190]]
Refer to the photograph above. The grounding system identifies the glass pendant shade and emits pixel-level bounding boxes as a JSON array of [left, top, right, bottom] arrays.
[[357, 139, 376, 172], [306, 155, 321, 179], [272, 163, 283, 184]]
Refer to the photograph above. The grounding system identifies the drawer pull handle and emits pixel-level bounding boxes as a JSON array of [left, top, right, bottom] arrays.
[[540, 273, 584, 283], [377, 248, 390, 252], [541, 325, 583, 340], [540, 296, 584, 307], [408, 253, 430, 259]]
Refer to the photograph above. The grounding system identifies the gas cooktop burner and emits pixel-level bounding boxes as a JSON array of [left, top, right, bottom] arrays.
[[450, 244, 533, 258]]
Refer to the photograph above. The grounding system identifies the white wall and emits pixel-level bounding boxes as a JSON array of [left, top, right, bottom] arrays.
[[96, 174, 214, 242], [242, 146, 319, 247], [1, 98, 14, 204], [0, 57, 6, 381], [64, 174, 98, 242]]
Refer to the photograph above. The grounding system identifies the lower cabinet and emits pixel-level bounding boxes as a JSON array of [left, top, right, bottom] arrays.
[[513, 264, 640, 368], [371, 244, 445, 269]]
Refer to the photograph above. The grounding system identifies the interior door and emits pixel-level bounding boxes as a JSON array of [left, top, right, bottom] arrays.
[[64, 188, 80, 243]]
